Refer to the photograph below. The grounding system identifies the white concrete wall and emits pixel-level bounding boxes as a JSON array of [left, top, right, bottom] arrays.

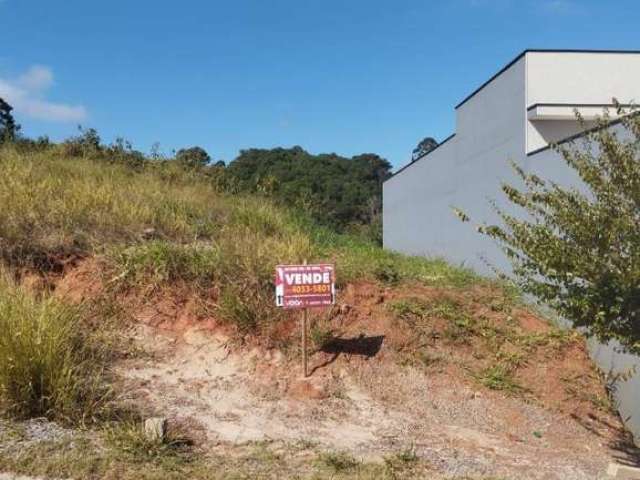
[[384, 55, 527, 274], [527, 51, 640, 105], [383, 136, 459, 258], [528, 119, 597, 152]]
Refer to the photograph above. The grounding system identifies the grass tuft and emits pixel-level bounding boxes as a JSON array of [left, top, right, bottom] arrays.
[[477, 365, 524, 394], [310, 321, 335, 351], [104, 420, 193, 464], [316, 451, 360, 472], [0, 272, 112, 423]]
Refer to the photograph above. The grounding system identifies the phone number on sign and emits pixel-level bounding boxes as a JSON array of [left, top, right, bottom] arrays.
[[289, 284, 331, 294]]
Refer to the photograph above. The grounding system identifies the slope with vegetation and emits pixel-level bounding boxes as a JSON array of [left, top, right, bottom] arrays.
[[0, 123, 636, 478]]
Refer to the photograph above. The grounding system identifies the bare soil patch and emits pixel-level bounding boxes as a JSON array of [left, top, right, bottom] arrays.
[[52, 262, 638, 479]]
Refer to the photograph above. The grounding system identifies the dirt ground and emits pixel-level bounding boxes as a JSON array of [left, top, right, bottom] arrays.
[[118, 320, 634, 480], [31, 261, 640, 478]]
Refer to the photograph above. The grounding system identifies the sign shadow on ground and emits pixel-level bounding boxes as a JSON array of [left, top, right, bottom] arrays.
[[310, 334, 384, 375]]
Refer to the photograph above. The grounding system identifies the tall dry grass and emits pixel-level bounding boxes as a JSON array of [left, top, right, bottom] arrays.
[[0, 272, 111, 423], [0, 147, 225, 268]]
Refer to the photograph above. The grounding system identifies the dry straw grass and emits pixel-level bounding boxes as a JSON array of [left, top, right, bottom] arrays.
[[0, 271, 112, 423]]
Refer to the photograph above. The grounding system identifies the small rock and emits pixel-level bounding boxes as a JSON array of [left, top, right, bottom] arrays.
[[144, 417, 168, 442], [271, 350, 284, 365], [142, 227, 158, 239], [339, 304, 351, 314], [247, 347, 261, 361], [182, 327, 211, 347], [607, 463, 640, 479]]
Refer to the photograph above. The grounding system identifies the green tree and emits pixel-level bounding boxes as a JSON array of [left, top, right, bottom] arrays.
[[225, 146, 391, 238], [0, 97, 20, 143], [412, 137, 438, 161], [457, 109, 640, 353], [61, 126, 102, 157], [176, 146, 211, 169]]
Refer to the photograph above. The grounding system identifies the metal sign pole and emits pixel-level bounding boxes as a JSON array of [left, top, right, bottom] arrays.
[[302, 259, 308, 377], [302, 307, 308, 377]]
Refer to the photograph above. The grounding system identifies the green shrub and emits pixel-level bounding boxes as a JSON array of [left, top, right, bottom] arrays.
[[218, 286, 260, 332], [0, 274, 110, 422], [477, 364, 523, 393], [458, 109, 640, 354], [388, 298, 429, 320], [373, 259, 400, 284], [111, 241, 221, 286], [316, 451, 359, 472]]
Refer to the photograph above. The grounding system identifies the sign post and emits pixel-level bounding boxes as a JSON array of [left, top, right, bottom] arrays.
[[302, 284, 308, 377], [275, 262, 335, 377]]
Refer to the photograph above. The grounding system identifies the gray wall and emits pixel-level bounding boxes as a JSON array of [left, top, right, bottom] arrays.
[[383, 55, 526, 273]]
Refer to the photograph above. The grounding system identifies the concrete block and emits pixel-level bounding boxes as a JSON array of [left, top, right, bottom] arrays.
[[607, 463, 640, 479], [144, 417, 167, 442]]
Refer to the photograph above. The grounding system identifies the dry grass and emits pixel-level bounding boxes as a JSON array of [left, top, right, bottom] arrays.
[[0, 421, 443, 480], [0, 145, 480, 338], [0, 148, 224, 268], [0, 271, 113, 423]]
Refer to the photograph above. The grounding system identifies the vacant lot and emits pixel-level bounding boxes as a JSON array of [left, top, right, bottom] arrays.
[[0, 146, 637, 479]]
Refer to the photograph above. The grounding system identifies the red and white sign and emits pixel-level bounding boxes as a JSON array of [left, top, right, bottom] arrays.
[[275, 264, 335, 309]]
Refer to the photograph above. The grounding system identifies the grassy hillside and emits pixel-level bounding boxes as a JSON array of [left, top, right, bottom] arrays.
[[0, 145, 477, 306], [0, 144, 479, 412], [0, 145, 625, 480]]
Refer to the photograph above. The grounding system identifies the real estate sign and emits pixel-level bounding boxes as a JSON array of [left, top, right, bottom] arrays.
[[275, 264, 335, 309]]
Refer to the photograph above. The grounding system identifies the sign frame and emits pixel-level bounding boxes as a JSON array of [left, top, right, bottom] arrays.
[[275, 263, 335, 309]]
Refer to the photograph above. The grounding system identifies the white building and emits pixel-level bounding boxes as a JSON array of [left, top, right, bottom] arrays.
[[384, 49, 640, 271], [383, 49, 640, 441]]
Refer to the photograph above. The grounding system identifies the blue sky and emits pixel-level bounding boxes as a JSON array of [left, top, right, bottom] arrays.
[[1, 0, 638, 169]]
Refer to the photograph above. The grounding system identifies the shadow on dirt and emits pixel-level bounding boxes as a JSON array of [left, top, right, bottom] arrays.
[[610, 435, 640, 467], [571, 412, 640, 467], [322, 334, 385, 357], [310, 334, 384, 375]]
